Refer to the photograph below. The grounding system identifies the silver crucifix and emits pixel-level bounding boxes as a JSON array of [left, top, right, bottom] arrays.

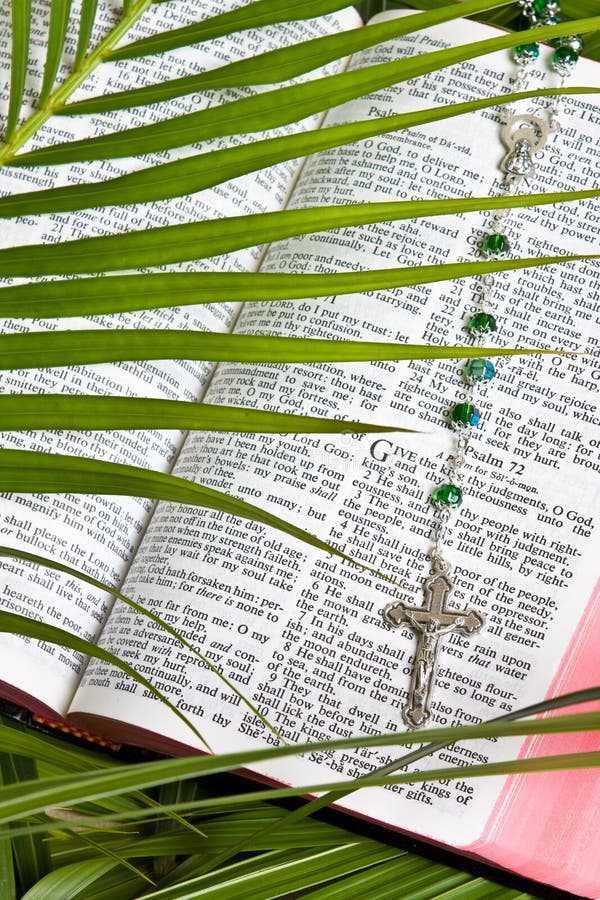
[[382, 561, 485, 728]]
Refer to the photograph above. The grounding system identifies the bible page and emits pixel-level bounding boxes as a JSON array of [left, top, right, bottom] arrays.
[[0, 0, 360, 716], [71, 13, 600, 848]]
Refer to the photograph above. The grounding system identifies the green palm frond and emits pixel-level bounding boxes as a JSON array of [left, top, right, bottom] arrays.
[[106, 0, 367, 62], [39, 0, 75, 104], [75, 0, 100, 67], [11, 16, 600, 165], [65, 0, 514, 113], [0, 253, 591, 317], [0, 0, 154, 164], [2, 103, 596, 212], [0, 395, 399, 434], [6, 0, 32, 141], [1, 709, 600, 828], [0, 755, 51, 895], [0, 195, 597, 276], [0, 331, 554, 370], [19, 858, 131, 900]]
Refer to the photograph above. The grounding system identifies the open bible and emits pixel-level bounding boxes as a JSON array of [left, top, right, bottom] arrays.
[[1, 2, 599, 896]]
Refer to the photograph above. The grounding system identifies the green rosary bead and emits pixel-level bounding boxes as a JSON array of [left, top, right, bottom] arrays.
[[430, 484, 463, 509], [450, 403, 481, 428], [514, 42, 540, 64], [481, 233, 510, 258], [552, 45, 579, 76], [466, 312, 497, 336], [533, 0, 559, 13]]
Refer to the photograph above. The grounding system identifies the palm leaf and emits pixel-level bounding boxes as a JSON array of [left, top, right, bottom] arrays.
[[0, 716, 115, 773], [2, 90, 596, 213], [143, 845, 403, 900], [0, 546, 282, 744], [3, 700, 599, 849], [0, 448, 371, 571], [39, 0, 74, 105], [62, 831, 155, 888], [187, 685, 600, 878], [0, 193, 598, 277], [6, 0, 32, 141], [181, 747, 600, 813], [1, 709, 599, 828], [65, 0, 514, 113], [0, 254, 592, 318], [135, 810, 357, 854], [0, 761, 16, 900], [302, 856, 476, 900], [0, 0, 154, 166], [0, 331, 553, 370], [0, 395, 400, 435], [152, 781, 199, 879], [19, 859, 130, 900], [106, 0, 362, 62], [13, 17, 600, 165], [0, 612, 208, 749], [75, 0, 100, 68], [0, 755, 50, 894]]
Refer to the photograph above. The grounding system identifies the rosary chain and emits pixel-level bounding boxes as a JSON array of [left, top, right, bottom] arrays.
[[426, 12, 578, 570]]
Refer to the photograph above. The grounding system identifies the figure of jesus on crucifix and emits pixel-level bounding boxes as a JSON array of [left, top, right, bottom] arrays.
[[383, 560, 484, 728]]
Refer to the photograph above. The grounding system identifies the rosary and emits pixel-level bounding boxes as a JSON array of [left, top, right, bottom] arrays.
[[383, 1, 582, 728]]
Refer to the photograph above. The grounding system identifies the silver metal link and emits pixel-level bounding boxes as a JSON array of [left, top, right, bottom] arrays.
[[425, 43, 565, 570]]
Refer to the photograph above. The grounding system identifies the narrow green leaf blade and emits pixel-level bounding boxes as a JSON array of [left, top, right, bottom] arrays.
[[0, 611, 208, 750], [0, 760, 16, 900], [0, 448, 358, 567], [0, 191, 597, 276], [75, 0, 99, 68], [0, 716, 115, 773], [0, 755, 50, 894], [0, 330, 552, 370], [303, 856, 472, 900], [19, 859, 119, 900], [13, 18, 600, 164], [0, 395, 401, 434], [0, 545, 284, 745], [0, 708, 599, 827], [65, 0, 513, 113], [6, 0, 32, 140], [60, 831, 155, 889], [106, 0, 355, 62], [0, 254, 593, 319], [39, 0, 74, 105], [134, 809, 354, 854], [140, 844, 402, 900], [2, 88, 593, 214], [152, 781, 198, 878]]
